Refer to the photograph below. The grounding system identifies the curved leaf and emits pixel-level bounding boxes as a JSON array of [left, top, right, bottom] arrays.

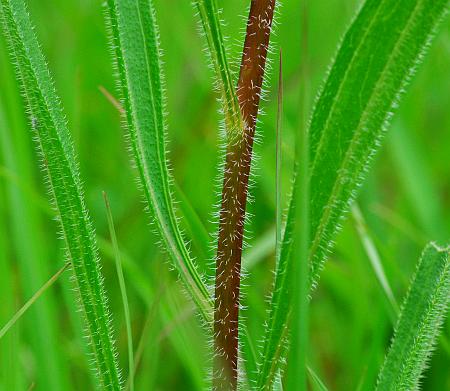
[[0, 0, 122, 388], [376, 243, 450, 390], [105, 0, 213, 321], [258, 0, 449, 388], [194, 0, 243, 138]]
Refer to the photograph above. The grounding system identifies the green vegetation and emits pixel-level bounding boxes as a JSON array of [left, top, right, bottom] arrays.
[[377, 243, 449, 390], [0, 0, 121, 388], [0, 0, 449, 390]]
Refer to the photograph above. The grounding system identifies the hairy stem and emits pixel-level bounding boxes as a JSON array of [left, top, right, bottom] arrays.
[[213, 1, 275, 389]]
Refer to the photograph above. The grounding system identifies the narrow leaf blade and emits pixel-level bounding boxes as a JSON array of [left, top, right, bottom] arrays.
[[105, 0, 212, 320], [259, 0, 449, 387], [194, 0, 243, 137], [0, 0, 122, 388], [376, 243, 450, 390], [103, 192, 135, 391]]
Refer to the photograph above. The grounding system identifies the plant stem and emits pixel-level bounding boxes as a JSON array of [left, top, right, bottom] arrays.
[[213, 1, 275, 389]]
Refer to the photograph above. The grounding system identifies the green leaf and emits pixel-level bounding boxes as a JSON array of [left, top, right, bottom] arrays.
[[258, 0, 449, 388], [352, 204, 399, 316], [308, 0, 448, 295], [173, 182, 212, 272], [286, 4, 311, 388], [376, 243, 450, 390], [0, 94, 70, 390], [307, 366, 329, 391], [0, 263, 70, 341], [97, 84, 214, 274], [194, 0, 243, 138], [103, 192, 134, 391], [0, 0, 122, 389], [105, 0, 213, 321]]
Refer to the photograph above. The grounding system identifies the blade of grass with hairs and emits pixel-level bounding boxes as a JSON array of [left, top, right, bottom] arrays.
[[0, 42, 70, 391], [97, 84, 213, 271], [194, 0, 243, 139], [258, 0, 450, 388], [0, 0, 122, 388], [376, 243, 450, 390], [105, 0, 212, 322], [103, 7, 221, 384]]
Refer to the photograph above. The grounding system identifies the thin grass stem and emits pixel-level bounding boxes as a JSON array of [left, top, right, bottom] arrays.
[[276, 48, 283, 265], [307, 366, 329, 391], [103, 192, 134, 391], [352, 204, 399, 316], [0, 262, 70, 340]]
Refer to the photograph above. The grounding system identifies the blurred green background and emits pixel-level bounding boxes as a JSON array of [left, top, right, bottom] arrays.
[[0, 0, 449, 389]]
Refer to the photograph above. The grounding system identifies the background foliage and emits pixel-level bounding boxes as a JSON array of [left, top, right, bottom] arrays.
[[0, 0, 449, 389]]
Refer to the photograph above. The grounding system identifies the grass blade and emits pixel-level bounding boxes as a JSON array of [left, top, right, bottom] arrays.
[[103, 5, 216, 386], [0, 56, 70, 390], [0, 263, 70, 340], [376, 243, 450, 390], [98, 84, 213, 269], [307, 366, 329, 391], [286, 2, 310, 389], [276, 48, 283, 270], [103, 192, 134, 391], [105, 0, 212, 322], [258, 0, 449, 387], [352, 204, 399, 315], [194, 0, 243, 138], [0, 0, 122, 388], [173, 182, 212, 269], [307, 0, 448, 299]]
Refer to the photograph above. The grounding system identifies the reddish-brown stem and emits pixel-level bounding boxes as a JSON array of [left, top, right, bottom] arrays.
[[213, 1, 276, 389]]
